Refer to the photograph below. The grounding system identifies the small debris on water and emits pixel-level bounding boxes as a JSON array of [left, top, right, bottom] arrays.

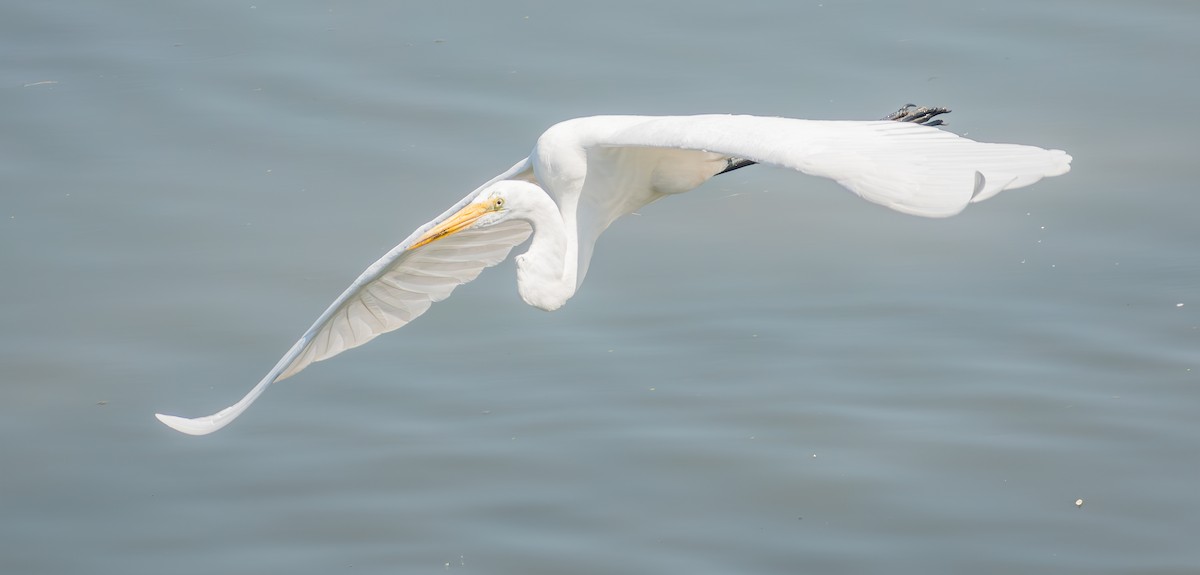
[[1075, 498, 1084, 508]]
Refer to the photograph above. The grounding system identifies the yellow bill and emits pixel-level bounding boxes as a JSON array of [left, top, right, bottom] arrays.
[[408, 202, 491, 250]]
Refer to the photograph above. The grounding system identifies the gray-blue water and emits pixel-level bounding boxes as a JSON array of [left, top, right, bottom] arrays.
[[3, 1, 1198, 573]]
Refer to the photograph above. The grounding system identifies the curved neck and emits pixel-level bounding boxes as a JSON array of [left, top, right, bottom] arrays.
[[515, 189, 575, 311]]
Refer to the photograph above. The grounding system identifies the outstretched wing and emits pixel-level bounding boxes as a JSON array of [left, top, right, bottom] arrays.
[[275, 219, 532, 381], [601, 114, 1072, 217], [155, 158, 534, 435]]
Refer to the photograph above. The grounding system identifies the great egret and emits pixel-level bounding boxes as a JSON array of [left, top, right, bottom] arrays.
[[156, 107, 1071, 435]]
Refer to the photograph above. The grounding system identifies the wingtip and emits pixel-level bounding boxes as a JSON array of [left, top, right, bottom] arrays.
[[155, 412, 222, 436], [1056, 149, 1073, 175]]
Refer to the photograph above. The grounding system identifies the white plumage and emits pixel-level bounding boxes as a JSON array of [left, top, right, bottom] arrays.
[[156, 112, 1071, 435]]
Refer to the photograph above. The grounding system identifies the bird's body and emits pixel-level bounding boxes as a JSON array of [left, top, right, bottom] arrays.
[[157, 110, 1072, 435]]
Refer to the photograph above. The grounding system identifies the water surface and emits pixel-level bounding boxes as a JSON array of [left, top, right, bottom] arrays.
[[2, 1, 1198, 573]]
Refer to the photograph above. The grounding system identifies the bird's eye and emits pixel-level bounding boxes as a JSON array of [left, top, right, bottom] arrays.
[[493, 197, 505, 209]]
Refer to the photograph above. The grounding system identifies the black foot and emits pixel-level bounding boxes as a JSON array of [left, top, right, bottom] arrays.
[[884, 104, 951, 126], [715, 157, 757, 176]]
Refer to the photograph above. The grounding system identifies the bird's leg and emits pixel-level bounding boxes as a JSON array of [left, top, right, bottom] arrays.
[[884, 103, 951, 126], [714, 104, 953, 177]]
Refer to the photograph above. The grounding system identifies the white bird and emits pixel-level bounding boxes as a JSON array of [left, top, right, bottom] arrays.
[[156, 107, 1071, 435]]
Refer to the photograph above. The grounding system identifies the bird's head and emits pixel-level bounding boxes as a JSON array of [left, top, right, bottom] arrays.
[[408, 181, 541, 250]]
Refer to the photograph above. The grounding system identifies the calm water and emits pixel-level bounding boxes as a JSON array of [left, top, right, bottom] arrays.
[[3, 1, 1198, 573]]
